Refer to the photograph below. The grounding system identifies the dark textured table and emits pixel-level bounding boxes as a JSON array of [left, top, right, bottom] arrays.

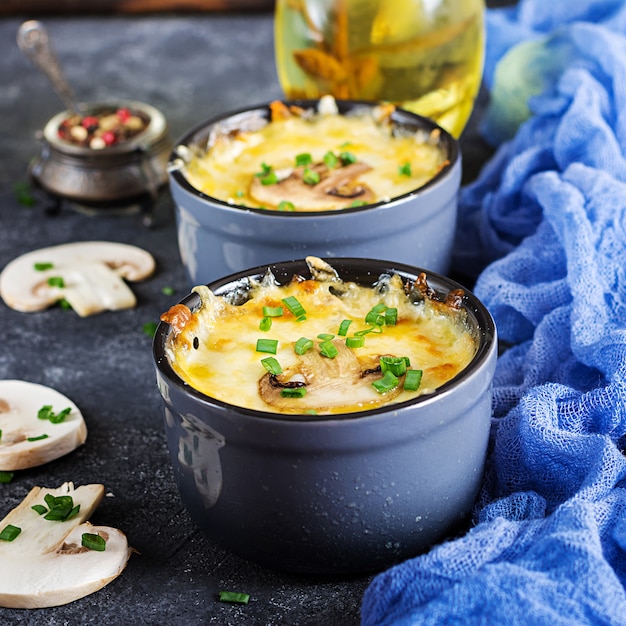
[[0, 7, 501, 625]]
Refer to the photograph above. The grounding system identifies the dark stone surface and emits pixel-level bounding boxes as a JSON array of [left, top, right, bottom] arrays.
[[0, 5, 507, 624]]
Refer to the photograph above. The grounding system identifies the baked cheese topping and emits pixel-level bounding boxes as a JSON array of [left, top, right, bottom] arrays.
[[161, 258, 477, 416], [181, 97, 449, 212]]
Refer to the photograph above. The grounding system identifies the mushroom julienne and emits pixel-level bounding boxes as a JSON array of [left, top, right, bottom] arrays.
[[179, 96, 449, 212], [160, 257, 478, 415]]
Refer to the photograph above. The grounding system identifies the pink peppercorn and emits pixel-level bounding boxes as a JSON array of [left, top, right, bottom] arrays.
[[81, 116, 100, 129], [101, 131, 117, 145], [116, 108, 131, 122]]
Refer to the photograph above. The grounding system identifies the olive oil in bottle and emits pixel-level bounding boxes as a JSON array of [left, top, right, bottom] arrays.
[[274, 0, 485, 137]]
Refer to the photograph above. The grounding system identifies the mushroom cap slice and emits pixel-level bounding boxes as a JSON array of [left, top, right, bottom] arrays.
[[0, 380, 87, 471], [0, 241, 155, 317], [259, 340, 403, 413], [249, 161, 375, 211], [0, 483, 132, 609]]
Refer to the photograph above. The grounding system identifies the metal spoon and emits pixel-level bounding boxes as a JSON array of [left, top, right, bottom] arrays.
[[17, 20, 82, 116]]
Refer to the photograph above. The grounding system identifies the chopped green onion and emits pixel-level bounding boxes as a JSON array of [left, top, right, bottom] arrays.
[[256, 338, 278, 354], [278, 200, 296, 211], [235, 190, 245, 197], [161, 286, 176, 296], [317, 333, 335, 341], [31, 504, 47, 515], [398, 162, 412, 176], [372, 370, 399, 394], [219, 590, 250, 604], [296, 314, 307, 323], [345, 335, 365, 349], [349, 200, 368, 207], [143, 321, 158, 337], [294, 337, 314, 355], [259, 316, 272, 331], [260, 171, 278, 185], [365, 303, 387, 326], [282, 296, 306, 318], [323, 151, 338, 168], [0, 524, 21, 542], [302, 167, 320, 185], [261, 356, 283, 375], [262, 306, 283, 317], [27, 434, 49, 442], [380, 356, 408, 377], [404, 369, 423, 391], [255, 163, 278, 185], [59, 298, 72, 310], [14, 181, 36, 207], [385, 307, 398, 326], [337, 319, 352, 336], [339, 151, 357, 165], [295, 153, 312, 166], [82, 533, 107, 551], [280, 387, 307, 398], [0, 471, 14, 484], [47, 276, 65, 288], [38, 405, 71, 424], [319, 340, 338, 359], [40, 494, 80, 522], [34, 262, 54, 271]]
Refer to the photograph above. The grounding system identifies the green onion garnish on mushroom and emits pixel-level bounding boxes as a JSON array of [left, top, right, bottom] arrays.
[[323, 151, 338, 168], [302, 167, 320, 185], [295, 153, 312, 166], [365, 303, 387, 326], [34, 262, 54, 271], [47, 276, 65, 288], [345, 335, 365, 349], [317, 333, 334, 341], [81, 533, 107, 552], [372, 370, 399, 394], [256, 338, 278, 354], [339, 151, 357, 165], [294, 337, 314, 355], [380, 356, 408, 377], [27, 434, 49, 442], [319, 340, 338, 359], [280, 387, 307, 399], [261, 356, 283, 375], [278, 200, 296, 211], [259, 316, 272, 331], [31, 504, 47, 515], [0, 524, 21, 542]]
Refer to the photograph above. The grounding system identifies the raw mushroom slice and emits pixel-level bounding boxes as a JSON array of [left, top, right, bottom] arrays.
[[0, 241, 155, 317], [0, 380, 87, 471], [0, 482, 132, 609]]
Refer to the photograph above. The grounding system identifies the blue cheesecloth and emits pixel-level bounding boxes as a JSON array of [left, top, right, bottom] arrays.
[[361, 1, 626, 624]]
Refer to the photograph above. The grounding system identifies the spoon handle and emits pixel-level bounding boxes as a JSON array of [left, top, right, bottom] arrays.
[[17, 20, 82, 116]]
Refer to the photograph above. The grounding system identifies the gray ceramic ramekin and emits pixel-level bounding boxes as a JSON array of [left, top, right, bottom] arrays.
[[153, 258, 497, 575], [168, 100, 461, 286]]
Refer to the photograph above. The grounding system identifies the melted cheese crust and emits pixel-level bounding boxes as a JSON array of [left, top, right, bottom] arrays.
[[183, 110, 447, 211], [165, 277, 477, 415]]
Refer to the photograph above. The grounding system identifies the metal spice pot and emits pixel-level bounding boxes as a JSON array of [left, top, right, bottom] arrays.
[[29, 100, 172, 219]]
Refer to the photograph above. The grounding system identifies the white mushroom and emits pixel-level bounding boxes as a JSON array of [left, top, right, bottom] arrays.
[[0, 241, 155, 317], [0, 482, 132, 608], [0, 380, 87, 471]]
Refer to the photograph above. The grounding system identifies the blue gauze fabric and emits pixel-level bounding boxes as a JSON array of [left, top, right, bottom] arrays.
[[361, 1, 626, 624]]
